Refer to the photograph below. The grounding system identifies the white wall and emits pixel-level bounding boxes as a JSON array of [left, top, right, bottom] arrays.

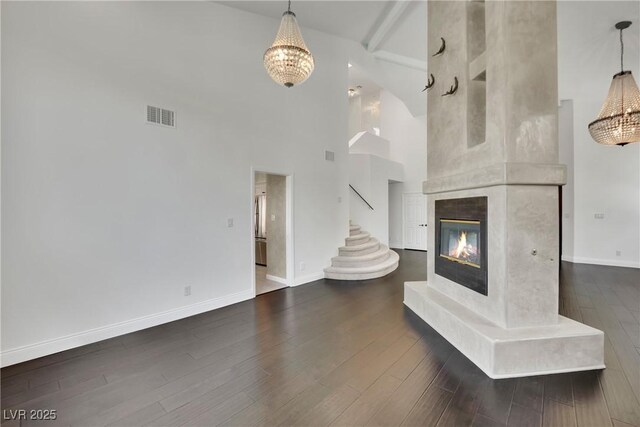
[[348, 96, 362, 141], [559, 100, 575, 259], [379, 90, 427, 248], [348, 152, 403, 246], [1, 2, 350, 365], [558, 1, 640, 268], [388, 183, 404, 248]]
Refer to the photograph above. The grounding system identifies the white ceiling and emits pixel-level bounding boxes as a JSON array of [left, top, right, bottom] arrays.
[[218, 1, 427, 114], [219, 1, 389, 44], [217, 1, 427, 61]]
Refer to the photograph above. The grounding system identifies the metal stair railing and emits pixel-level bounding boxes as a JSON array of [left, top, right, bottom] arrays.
[[349, 184, 374, 210]]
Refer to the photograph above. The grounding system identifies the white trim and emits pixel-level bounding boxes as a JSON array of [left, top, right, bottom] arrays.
[[562, 255, 639, 269], [0, 289, 254, 368], [366, 0, 411, 52], [266, 274, 288, 285], [372, 51, 427, 72], [285, 175, 295, 287], [293, 271, 325, 287], [250, 168, 257, 297]]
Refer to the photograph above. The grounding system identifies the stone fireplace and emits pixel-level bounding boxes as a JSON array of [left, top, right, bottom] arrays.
[[404, 0, 604, 378]]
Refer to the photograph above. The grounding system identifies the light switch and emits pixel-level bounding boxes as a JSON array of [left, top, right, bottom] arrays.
[[594, 213, 605, 219], [271, 214, 276, 221], [227, 218, 234, 227]]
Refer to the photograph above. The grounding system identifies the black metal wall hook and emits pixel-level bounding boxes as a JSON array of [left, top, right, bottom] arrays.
[[432, 37, 446, 57], [442, 77, 458, 96], [422, 74, 435, 92]]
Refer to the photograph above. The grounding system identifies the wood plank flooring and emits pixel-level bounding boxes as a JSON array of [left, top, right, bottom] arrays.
[[1, 250, 639, 426]]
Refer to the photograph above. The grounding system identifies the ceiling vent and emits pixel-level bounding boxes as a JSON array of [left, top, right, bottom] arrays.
[[147, 105, 176, 128], [325, 150, 335, 161]]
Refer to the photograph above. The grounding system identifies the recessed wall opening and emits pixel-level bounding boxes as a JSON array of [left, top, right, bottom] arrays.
[[467, 0, 487, 148], [253, 171, 291, 295]]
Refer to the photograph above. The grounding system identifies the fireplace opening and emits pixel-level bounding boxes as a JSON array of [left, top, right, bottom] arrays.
[[439, 220, 481, 268], [435, 197, 488, 295]]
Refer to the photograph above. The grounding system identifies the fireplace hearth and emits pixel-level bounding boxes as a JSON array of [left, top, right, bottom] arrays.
[[434, 197, 487, 295]]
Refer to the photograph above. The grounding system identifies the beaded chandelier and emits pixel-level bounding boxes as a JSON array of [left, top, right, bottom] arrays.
[[588, 21, 640, 146], [264, 1, 314, 88]]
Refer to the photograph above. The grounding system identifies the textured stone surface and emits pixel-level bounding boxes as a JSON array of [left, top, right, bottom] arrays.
[[424, 162, 567, 195], [266, 174, 287, 280], [409, 0, 605, 376], [405, 282, 605, 379], [426, 1, 559, 181]]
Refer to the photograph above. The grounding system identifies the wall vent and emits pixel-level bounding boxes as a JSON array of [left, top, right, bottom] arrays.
[[147, 105, 176, 128], [325, 150, 335, 161]]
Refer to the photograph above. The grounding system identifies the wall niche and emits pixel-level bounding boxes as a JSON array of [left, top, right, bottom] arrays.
[[466, 0, 486, 148]]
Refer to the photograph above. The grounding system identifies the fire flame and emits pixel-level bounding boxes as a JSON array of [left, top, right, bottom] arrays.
[[451, 231, 468, 259], [449, 231, 477, 260]]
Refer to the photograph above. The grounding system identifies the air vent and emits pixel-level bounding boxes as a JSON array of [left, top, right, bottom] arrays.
[[325, 150, 335, 161], [147, 105, 176, 128]]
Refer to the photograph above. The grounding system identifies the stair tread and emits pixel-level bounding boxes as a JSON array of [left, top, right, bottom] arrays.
[[345, 232, 370, 241], [325, 250, 399, 274], [332, 245, 390, 263], [339, 238, 379, 252]]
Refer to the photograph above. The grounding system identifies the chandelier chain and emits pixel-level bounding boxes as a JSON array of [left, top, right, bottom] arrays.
[[620, 28, 624, 73], [288, 0, 291, 13]]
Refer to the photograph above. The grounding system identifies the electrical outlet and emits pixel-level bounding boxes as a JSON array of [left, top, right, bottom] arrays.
[[594, 213, 605, 219], [227, 218, 234, 227], [616, 250, 622, 257], [271, 214, 276, 221], [184, 286, 191, 296], [338, 196, 342, 203], [300, 262, 306, 271]]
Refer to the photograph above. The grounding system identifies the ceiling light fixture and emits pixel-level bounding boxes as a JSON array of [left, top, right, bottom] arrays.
[[588, 21, 640, 146], [263, 0, 314, 88]]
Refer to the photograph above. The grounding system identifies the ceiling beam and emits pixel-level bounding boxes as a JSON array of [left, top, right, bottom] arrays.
[[366, 0, 411, 53], [372, 50, 427, 72]]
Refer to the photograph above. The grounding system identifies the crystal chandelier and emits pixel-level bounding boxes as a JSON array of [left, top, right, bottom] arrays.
[[263, 0, 314, 88], [588, 21, 640, 146]]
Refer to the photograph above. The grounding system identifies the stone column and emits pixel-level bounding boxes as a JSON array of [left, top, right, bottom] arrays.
[[404, 0, 604, 378]]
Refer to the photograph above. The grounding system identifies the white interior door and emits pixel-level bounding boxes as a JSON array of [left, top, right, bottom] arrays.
[[403, 193, 428, 250]]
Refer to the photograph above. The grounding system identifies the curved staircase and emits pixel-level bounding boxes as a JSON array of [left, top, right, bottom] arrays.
[[324, 223, 399, 280]]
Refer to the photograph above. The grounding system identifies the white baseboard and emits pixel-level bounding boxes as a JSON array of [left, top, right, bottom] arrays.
[[265, 274, 289, 286], [0, 289, 254, 368], [562, 255, 640, 269], [293, 271, 325, 287]]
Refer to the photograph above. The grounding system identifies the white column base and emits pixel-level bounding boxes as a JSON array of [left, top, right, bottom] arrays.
[[404, 281, 605, 379]]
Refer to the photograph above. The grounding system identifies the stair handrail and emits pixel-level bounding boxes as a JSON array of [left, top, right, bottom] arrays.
[[349, 184, 374, 210]]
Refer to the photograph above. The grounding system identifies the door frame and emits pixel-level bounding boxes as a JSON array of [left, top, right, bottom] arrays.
[[250, 167, 294, 297]]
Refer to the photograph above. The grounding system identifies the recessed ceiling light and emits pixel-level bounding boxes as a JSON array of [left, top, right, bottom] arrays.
[[348, 63, 352, 68]]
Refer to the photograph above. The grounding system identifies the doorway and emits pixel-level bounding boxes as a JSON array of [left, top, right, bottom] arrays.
[[403, 193, 428, 251], [253, 171, 292, 295]]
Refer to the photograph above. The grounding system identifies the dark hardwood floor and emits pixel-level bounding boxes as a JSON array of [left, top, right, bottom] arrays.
[[1, 250, 639, 426]]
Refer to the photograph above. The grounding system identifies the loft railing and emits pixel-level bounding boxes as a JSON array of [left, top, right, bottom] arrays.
[[349, 184, 374, 210]]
